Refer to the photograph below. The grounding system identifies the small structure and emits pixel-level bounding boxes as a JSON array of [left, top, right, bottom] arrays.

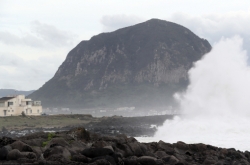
[[0, 95, 42, 116]]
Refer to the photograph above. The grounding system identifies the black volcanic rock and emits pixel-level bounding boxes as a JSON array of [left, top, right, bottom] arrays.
[[30, 19, 211, 108], [1, 128, 250, 165]]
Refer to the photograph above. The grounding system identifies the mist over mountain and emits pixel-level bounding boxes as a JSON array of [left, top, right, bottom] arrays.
[[30, 19, 211, 109], [0, 89, 35, 97]]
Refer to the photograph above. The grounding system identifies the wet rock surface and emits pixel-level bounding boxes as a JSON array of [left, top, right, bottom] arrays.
[[85, 115, 173, 137], [0, 128, 250, 165]]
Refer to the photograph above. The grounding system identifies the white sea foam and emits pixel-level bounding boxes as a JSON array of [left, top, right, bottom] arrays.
[[152, 36, 250, 151]]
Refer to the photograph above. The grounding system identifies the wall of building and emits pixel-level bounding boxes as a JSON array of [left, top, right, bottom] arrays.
[[0, 95, 42, 117]]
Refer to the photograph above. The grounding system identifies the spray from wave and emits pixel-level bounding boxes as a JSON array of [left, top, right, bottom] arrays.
[[154, 36, 250, 151]]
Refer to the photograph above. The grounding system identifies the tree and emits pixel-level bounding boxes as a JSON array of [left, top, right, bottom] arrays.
[[21, 111, 26, 117]]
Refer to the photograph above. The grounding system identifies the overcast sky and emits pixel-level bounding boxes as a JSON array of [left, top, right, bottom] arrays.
[[1, 0, 250, 90]]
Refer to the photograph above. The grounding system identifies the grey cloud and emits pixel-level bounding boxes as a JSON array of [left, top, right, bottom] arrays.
[[100, 14, 144, 32], [0, 1, 6, 15], [0, 52, 63, 90], [168, 12, 250, 56], [31, 21, 76, 47], [0, 31, 25, 45], [0, 31, 46, 47], [0, 53, 25, 66], [1, 82, 17, 90], [0, 21, 76, 48]]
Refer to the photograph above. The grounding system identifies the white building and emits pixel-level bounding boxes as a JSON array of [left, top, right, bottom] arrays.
[[0, 95, 42, 116]]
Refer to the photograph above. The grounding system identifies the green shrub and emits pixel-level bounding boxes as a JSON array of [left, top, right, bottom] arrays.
[[42, 141, 48, 147], [42, 132, 56, 147], [47, 132, 55, 141]]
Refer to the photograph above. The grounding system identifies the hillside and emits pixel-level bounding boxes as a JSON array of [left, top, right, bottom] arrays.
[[0, 89, 34, 97], [30, 19, 211, 109]]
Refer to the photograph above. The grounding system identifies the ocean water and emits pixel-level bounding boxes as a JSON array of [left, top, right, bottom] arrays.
[[137, 36, 250, 152], [136, 115, 250, 151]]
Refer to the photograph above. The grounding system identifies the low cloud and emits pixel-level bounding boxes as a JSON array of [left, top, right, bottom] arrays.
[[0, 21, 76, 48], [168, 11, 250, 55], [31, 21, 76, 47], [0, 21, 76, 90], [0, 52, 24, 66], [0, 31, 46, 47], [0, 52, 64, 90], [100, 14, 144, 32]]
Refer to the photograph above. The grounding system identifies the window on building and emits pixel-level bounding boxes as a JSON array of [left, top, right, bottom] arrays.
[[37, 110, 39, 113], [8, 110, 10, 112], [30, 110, 32, 113], [12, 110, 14, 112], [26, 101, 32, 105], [34, 101, 41, 106], [8, 102, 13, 107]]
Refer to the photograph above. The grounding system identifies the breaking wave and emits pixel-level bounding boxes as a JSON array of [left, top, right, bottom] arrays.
[[154, 36, 250, 151]]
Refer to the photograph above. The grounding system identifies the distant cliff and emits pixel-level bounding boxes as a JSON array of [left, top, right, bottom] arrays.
[[0, 89, 34, 97], [30, 19, 211, 108]]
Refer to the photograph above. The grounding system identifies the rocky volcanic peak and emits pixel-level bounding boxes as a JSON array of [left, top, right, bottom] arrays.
[[30, 19, 211, 108]]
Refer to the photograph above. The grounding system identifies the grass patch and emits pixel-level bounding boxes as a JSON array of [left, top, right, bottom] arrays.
[[47, 132, 55, 141], [42, 132, 56, 147], [42, 141, 48, 147], [0, 114, 93, 130]]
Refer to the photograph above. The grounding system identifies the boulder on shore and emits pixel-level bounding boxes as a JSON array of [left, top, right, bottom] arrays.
[[0, 128, 250, 165]]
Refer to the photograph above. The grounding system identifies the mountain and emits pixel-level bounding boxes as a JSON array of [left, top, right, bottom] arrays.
[[30, 19, 211, 109], [0, 89, 35, 97]]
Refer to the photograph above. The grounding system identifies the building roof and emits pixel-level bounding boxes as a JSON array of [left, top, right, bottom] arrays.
[[0, 97, 15, 102]]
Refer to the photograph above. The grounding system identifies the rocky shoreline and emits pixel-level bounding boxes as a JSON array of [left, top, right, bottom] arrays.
[[1, 127, 250, 165], [0, 115, 174, 138]]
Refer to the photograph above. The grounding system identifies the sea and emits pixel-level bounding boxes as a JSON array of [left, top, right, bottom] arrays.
[[137, 37, 250, 152], [136, 115, 250, 152]]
